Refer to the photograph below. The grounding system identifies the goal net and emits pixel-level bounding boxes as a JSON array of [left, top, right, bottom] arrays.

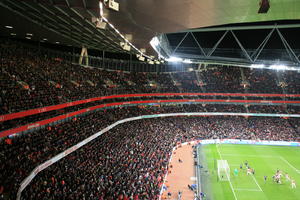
[[217, 160, 230, 181]]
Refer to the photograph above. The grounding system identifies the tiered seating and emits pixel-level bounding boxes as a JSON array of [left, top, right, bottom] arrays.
[[1, 105, 299, 199], [1, 41, 300, 200]]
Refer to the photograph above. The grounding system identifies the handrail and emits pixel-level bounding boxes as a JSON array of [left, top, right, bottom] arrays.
[[16, 113, 300, 200], [2, 98, 300, 138], [1, 92, 300, 122]]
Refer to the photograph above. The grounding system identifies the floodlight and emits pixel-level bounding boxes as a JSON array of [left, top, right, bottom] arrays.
[[183, 59, 193, 64], [148, 59, 154, 64], [150, 37, 159, 47], [270, 64, 287, 70], [166, 57, 183, 62], [250, 64, 265, 69]]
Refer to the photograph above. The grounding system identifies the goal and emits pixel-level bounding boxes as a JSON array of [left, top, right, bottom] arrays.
[[217, 160, 230, 181]]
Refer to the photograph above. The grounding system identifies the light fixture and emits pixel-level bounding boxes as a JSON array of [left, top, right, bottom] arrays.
[[98, 2, 152, 60], [270, 64, 287, 70], [138, 56, 145, 62], [250, 64, 265, 69], [148, 60, 154, 65], [188, 68, 194, 71], [99, 1, 104, 16], [249, 63, 298, 71], [183, 59, 193, 64], [150, 37, 159, 47], [5, 25, 13, 29], [25, 36, 31, 40], [43, 38, 47, 41], [166, 56, 183, 62], [10, 33, 16, 36], [55, 41, 60, 44], [26, 33, 33, 36]]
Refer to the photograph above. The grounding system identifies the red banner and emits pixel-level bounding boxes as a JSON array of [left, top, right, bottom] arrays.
[[1, 98, 300, 138], [1, 92, 300, 123]]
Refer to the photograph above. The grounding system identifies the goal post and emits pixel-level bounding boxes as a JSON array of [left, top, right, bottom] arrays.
[[217, 160, 230, 181]]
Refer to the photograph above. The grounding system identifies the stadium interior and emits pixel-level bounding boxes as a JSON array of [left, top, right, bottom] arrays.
[[1, 0, 300, 200]]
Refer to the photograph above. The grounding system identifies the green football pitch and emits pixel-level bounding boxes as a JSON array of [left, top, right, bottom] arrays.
[[199, 144, 300, 200]]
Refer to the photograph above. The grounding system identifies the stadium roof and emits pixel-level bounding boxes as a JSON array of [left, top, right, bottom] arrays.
[[0, 0, 134, 54], [1, 0, 300, 65]]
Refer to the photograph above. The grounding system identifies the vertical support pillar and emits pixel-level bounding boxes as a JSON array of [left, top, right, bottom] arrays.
[[102, 50, 105, 68], [130, 53, 132, 72], [79, 46, 88, 66]]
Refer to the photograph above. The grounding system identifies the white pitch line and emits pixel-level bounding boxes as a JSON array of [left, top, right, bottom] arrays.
[[216, 145, 238, 200], [280, 157, 300, 174], [234, 188, 261, 192], [221, 154, 275, 158], [250, 174, 263, 192]]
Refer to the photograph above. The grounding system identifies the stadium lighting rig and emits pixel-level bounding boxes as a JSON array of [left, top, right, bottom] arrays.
[[98, 1, 154, 62], [249, 63, 299, 71], [166, 56, 183, 62], [150, 36, 166, 63], [183, 59, 193, 64], [102, 0, 119, 12], [249, 64, 266, 69]]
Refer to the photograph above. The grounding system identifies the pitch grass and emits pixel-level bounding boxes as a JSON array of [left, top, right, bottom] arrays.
[[201, 144, 300, 200]]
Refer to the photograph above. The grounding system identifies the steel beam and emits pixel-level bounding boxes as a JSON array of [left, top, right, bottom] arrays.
[[252, 28, 275, 62], [207, 30, 228, 57], [0, 1, 80, 46], [172, 32, 189, 54], [276, 28, 300, 63], [182, 24, 300, 33], [190, 32, 207, 57], [230, 30, 253, 62]]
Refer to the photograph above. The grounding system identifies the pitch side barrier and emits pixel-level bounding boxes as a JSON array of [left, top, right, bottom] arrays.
[[2, 98, 300, 138], [1, 92, 300, 122], [16, 113, 300, 200]]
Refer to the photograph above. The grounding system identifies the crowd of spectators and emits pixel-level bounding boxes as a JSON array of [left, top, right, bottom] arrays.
[[244, 68, 283, 94], [1, 40, 300, 200], [21, 116, 299, 200], [197, 66, 245, 93], [2, 41, 300, 116], [1, 105, 300, 199]]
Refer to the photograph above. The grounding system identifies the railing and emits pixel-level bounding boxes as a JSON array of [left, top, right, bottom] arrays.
[[16, 113, 300, 200], [2, 98, 300, 138], [2, 92, 300, 122]]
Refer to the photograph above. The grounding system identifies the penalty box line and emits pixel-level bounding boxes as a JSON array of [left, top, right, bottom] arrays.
[[234, 188, 261, 192], [230, 163, 263, 192], [280, 156, 300, 174], [216, 144, 238, 200], [220, 154, 276, 158], [250, 174, 263, 192]]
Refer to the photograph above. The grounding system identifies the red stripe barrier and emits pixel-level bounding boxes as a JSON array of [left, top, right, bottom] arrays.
[[1, 92, 300, 122], [1, 98, 300, 138]]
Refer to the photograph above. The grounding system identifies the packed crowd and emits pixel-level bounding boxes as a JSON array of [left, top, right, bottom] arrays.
[[2, 100, 296, 132], [22, 116, 300, 200], [197, 66, 245, 93], [2, 41, 300, 116], [1, 40, 300, 200], [1, 105, 299, 200]]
